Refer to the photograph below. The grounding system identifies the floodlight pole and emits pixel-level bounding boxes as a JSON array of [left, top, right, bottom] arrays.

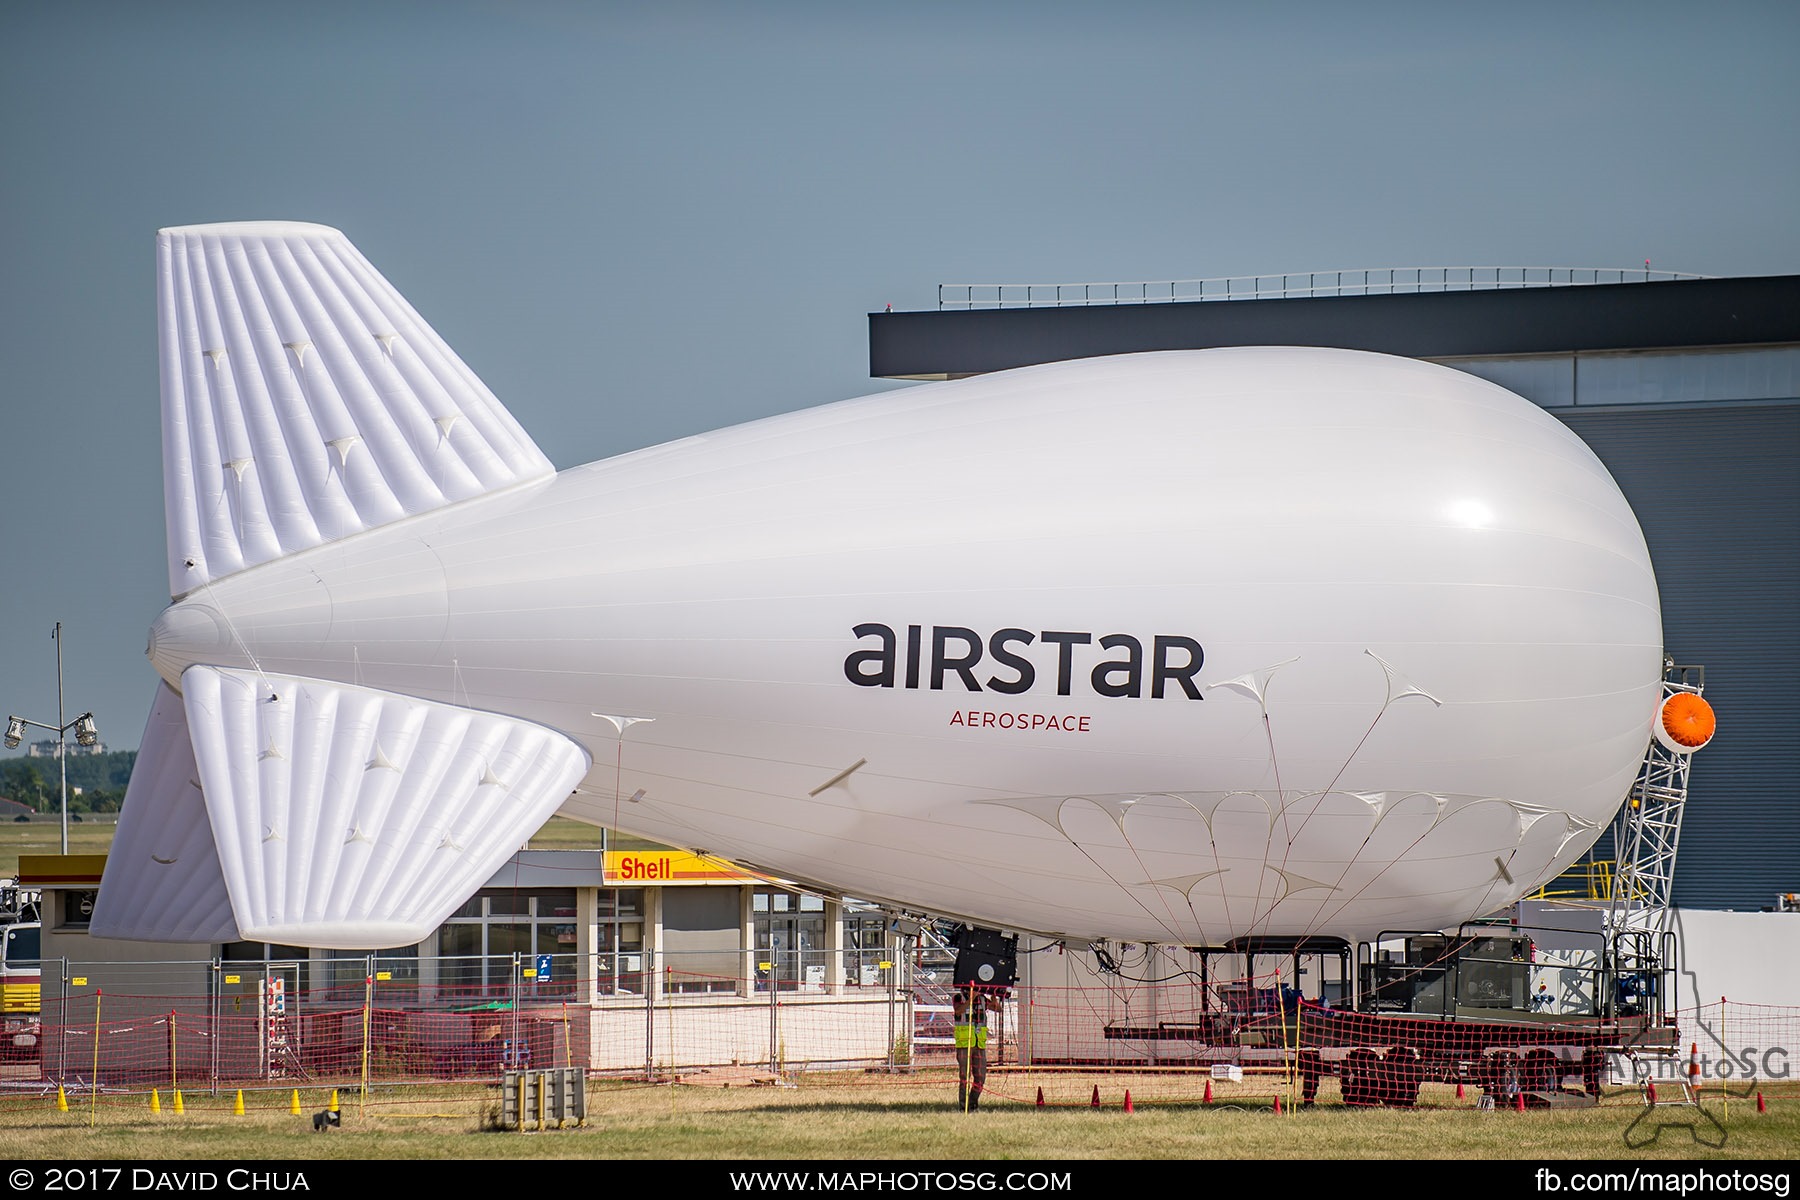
[[6, 622, 96, 855], [56, 622, 67, 856]]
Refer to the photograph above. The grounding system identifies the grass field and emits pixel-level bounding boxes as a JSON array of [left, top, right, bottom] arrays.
[[1, 1073, 1795, 1162], [0, 818, 120, 880]]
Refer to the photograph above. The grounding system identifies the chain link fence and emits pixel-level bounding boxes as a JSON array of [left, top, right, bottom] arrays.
[[12, 946, 1011, 1091]]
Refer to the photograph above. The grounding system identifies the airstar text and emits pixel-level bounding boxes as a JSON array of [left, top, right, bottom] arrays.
[[844, 624, 1204, 699]]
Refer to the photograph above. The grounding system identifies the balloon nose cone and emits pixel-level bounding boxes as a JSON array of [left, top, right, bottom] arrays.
[[147, 602, 232, 685]]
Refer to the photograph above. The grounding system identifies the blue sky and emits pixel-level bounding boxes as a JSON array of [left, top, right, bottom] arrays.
[[2, 0, 1797, 756]]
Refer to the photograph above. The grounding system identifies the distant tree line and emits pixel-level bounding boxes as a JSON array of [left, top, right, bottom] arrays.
[[0, 750, 135, 814]]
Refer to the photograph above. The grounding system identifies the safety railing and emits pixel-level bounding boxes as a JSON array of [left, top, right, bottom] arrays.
[[1532, 858, 1616, 903], [938, 267, 1713, 310]]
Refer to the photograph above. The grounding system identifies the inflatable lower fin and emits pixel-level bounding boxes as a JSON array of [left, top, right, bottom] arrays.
[[91, 684, 240, 944], [99, 668, 590, 950]]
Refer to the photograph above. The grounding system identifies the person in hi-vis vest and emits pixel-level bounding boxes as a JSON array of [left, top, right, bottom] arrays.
[[953, 987, 1003, 1111]]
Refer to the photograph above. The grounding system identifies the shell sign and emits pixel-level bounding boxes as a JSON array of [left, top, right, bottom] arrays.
[[604, 850, 762, 886]]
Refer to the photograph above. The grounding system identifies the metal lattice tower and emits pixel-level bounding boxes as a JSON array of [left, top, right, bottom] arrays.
[[1609, 664, 1709, 935]]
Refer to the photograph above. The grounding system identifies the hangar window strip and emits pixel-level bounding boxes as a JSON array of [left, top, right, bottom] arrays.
[[1438, 344, 1800, 410]]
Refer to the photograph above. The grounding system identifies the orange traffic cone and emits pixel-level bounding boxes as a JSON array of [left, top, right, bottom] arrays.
[[1203, 1078, 1213, 1104], [1688, 1043, 1701, 1096], [1035, 1087, 1045, 1108], [1515, 1091, 1526, 1112], [1274, 1092, 1283, 1115], [1455, 1080, 1465, 1100], [1090, 1085, 1100, 1109]]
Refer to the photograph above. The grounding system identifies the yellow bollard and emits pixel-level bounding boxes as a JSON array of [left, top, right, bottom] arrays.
[[150, 1088, 162, 1114], [56, 1084, 69, 1113], [289, 1089, 301, 1116], [233, 1089, 245, 1116], [172, 1090, 185, 1115], [328, 1088, 339, 1113]]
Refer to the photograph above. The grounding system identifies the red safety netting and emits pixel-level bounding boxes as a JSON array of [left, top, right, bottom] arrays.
[[6, 953, 1794, 1113]]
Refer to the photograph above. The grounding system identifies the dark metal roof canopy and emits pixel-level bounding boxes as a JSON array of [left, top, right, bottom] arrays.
[[869, 274, 1800, 379]]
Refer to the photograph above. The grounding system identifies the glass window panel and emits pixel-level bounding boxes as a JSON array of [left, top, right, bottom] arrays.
[[437, 924, 481, 959], [358, 945, 419, 989], [595, 888, 642, 919], [4, 925, 39, 964], [845, 915, 889, 988], [437, 958, 482, 992], [373, 956, 419, 986], [537, 890, 576, 919], [447, 895, 484, 920], [326, 950, 368, 991], [663, 888, 742, 990], [847, 916, 886, 951], [487, 924, 530, 957], [434, 925, 483, 993], [485, 892, 530, 916]]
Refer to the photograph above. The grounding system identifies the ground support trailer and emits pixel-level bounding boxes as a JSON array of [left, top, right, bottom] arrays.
[[1103, 926, 1681, 1109], [1109, 1004, 1679, 1109]]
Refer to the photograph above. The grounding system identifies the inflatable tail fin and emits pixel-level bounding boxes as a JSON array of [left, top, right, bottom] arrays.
[[157, 221, 552, 599], [98, 224, 580, 950]]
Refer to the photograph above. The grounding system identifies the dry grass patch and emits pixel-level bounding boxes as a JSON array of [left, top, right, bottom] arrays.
[[1, 1074, 1796, 1161]]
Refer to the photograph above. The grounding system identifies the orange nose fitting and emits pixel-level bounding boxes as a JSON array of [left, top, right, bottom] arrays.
[[1659, 692, 1716, 751]]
